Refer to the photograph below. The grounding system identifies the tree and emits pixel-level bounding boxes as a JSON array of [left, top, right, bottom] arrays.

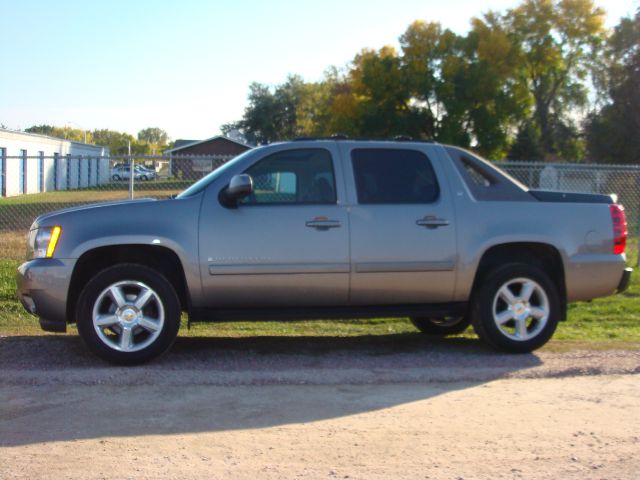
[[586, 9, 640, 163], [347, 46, 414, 138], [508, 123, 545, 160], [222, 0, 612, 161], [25, 125, 56, 136], [137, 127, 168, 146], [400, 21, 449, 140], [23, 125, 162, 155], [400, 18, 527, 158], [222, 81, 287, 144], [504, 0, 605, 159], [91, 129, 148, 155], [306, 67, 358, 137], [25, 125, 91, 143], [223, 75, 315, 144], [137, 127, 169, 155]]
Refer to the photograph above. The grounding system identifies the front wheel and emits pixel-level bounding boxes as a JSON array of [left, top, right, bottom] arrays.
[[410, 316, 471, 336], [76, 264, 181, 365], [471, 263, 560, 353]]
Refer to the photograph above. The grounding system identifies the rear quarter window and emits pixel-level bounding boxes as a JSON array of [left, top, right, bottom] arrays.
[[444, 146, 531, 202]]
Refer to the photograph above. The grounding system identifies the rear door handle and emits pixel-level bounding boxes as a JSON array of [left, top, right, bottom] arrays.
[[306, 218, 341, 230], [416, 216, 449, 229]]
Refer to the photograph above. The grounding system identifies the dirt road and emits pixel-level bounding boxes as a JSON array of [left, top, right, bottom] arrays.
[[1, 335, 639, 479]]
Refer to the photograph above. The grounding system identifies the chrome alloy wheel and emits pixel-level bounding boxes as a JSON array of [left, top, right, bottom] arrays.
[[491, 277, 549, 342], [91, 280, 165, 352]]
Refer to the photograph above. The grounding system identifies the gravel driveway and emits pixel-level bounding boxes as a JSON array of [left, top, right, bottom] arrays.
[[2, 334, 640, 386], [1, 334, 639, 479]]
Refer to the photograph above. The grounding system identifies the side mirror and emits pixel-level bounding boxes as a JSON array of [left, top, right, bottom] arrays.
[[220, 174, 253, 208]]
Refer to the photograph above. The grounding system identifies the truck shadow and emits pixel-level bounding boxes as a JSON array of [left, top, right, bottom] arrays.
[[0, 333, 543, 447]]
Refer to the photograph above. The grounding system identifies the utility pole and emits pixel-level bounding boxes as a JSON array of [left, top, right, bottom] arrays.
[[128, 141, 134, 200]]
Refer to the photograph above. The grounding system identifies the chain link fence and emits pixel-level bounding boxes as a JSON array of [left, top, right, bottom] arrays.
[[0, 154, 231, 260], [499, 162, 640, 235], [1, 155, 639, 261]]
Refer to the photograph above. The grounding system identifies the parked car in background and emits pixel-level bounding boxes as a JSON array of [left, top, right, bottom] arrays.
[[110, 164, 156, 181], [17, 139, 631, 364]]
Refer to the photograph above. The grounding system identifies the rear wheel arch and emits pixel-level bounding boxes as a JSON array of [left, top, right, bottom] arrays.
[[471, 262, 561, 352], [470, 242, 566, 319], [67, 245, 189, 323]]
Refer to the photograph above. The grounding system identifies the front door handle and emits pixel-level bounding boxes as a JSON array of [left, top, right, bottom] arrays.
[[306, 217, 341, 231], [416, 216, 449, 229]]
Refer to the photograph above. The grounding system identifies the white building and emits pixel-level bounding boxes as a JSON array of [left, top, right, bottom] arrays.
[[0, 129, 110, 197]]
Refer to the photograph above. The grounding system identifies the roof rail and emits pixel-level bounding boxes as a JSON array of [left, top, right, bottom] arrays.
[[293, 133, 349, 141], [291, 135, 434, 143]]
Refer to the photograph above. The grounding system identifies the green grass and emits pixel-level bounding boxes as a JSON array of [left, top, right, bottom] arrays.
[[1, 226, 638, 351]]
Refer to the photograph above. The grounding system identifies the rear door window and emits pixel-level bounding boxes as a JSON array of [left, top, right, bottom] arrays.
[[351, 149, 439, 204]]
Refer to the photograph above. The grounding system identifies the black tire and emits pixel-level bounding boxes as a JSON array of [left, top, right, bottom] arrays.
[[410, 316, 471, 336], [140, 175, 148, 181], [76, 264, 181, 365], [471, 263, 560, 353], [112, 175, 121, 181]]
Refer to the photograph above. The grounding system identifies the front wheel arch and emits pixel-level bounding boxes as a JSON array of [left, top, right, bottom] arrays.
[[67, 245, 189, 324], [76, 263, 181, 364]]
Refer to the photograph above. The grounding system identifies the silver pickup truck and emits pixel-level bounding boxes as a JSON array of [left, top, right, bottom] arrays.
[[17, 140, 632, 364]]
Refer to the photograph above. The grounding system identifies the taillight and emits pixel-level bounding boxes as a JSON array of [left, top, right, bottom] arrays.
[[609, 204, 628, 255]]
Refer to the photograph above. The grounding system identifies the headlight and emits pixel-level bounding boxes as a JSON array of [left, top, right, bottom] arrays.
[[29, 226, 62, 259]]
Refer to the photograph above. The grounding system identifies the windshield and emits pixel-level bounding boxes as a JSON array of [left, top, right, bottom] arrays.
[[176, 149, 256, 198]]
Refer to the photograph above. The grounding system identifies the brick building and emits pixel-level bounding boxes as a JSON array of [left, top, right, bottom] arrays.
[[164, 136, 252, 179]]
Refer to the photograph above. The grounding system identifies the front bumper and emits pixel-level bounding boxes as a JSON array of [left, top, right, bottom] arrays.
[[617, 267, 633, 294], [16, 258, 77, 332]]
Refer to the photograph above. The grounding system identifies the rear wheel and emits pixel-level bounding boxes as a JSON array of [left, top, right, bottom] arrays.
[[112, 174, 121, 181], [471, 263, 560, 353], [76, 264, 181, 365], [410, 316, 471, 336]]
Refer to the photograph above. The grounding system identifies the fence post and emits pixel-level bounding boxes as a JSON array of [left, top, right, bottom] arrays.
[[128, 142, 134, 200]]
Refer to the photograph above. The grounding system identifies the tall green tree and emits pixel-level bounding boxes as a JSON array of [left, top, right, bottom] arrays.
[[347, 46, 414, 138], [137, 127, 169, 155], [586, 9, 640, 164], [137, 127, 168, 146], [400, 18, 527, 158], [92, 129, 146, 155], [505, 0, 605, 159], [222, 75, 310, 144], [308, 67, 359, 137], [222, 83, 277, 144], [400, 21, 451, 140]]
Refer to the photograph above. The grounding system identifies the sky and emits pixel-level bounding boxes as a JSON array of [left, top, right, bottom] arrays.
[[1, 0, 636, 141]]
